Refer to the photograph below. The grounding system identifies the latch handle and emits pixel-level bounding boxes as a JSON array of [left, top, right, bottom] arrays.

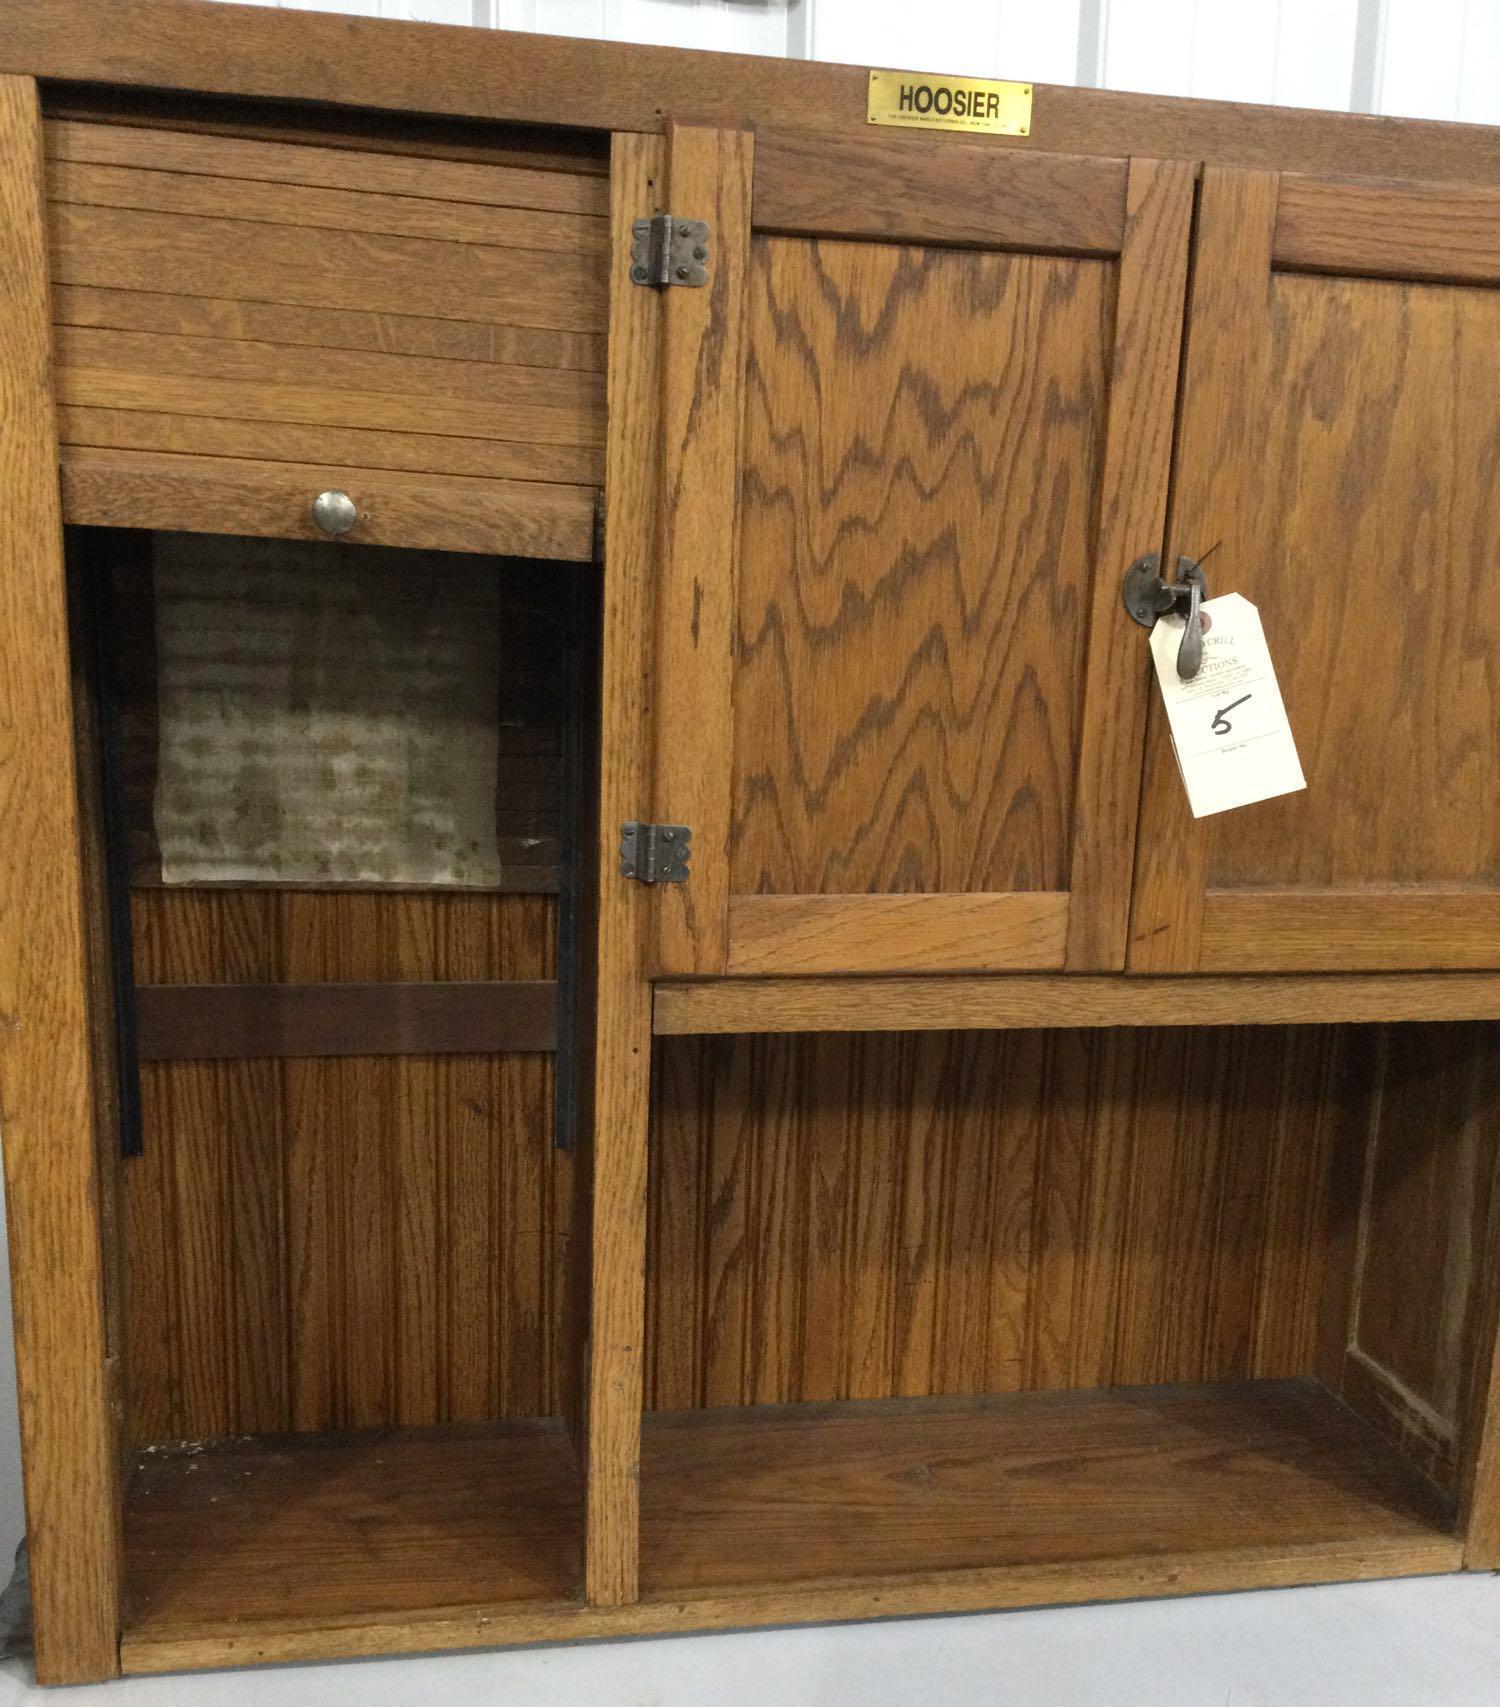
[[1121, 552, 1213, 680]]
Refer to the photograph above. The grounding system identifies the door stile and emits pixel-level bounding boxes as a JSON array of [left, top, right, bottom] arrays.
[[1126, 167, 1281, 973], [1063, 155, 1196, 970], [649, 123, 752, 977]]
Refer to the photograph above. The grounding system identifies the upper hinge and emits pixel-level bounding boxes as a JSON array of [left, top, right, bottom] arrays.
[[620, 821, 692, 884], [630, 214, 710, 288]]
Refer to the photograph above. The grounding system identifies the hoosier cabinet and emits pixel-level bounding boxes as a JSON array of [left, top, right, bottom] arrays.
[[0, 0, 1498, 1684]]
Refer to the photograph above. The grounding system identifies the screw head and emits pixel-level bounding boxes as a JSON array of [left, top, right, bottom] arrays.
[[693, 246, 707, 261], [675, 266, 689, 280], [630, 265, 648, 283]]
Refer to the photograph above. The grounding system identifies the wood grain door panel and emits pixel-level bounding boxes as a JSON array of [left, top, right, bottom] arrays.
[[648, 138, 1194, 976], [1131, 167, 1500, 973]]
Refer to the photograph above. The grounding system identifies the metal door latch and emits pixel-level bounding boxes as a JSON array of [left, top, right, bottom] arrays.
[[620, 822, 692, 883], [630, 214, 710, 287], [1122, 552, 1213, 679]]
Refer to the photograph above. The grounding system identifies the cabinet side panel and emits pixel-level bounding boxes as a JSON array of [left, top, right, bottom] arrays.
[[1343, 1023, 1500, 1496], [0, 75, 122, 1685]]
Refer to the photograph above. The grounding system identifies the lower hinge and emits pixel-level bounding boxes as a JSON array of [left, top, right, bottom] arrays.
[[620, 821, 692, 884], [630, 213, 710, 287]]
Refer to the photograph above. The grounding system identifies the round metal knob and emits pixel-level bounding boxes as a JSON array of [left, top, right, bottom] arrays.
[[310, 490, 358, 537]]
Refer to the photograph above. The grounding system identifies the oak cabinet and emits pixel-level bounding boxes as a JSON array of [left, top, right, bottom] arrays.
[[645, 131, 1193, 977], [644, 142, 1500, 982], [1, 1, 1500, 1689], [1131, 166, 1500, 972]]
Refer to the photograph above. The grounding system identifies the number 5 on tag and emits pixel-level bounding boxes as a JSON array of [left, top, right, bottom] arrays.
[[1149, 592, 1305, 819]]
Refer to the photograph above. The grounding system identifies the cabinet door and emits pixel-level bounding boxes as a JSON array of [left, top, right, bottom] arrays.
[[643, 126, 1193, 976], [1130, 168, 1500, 972]]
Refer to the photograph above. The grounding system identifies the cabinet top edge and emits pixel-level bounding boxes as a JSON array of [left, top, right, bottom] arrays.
[[7, 0, 1500, 191]]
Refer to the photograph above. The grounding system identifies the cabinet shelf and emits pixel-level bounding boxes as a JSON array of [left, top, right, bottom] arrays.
[[122, 1418, 582, 1669], [639, 1380, 1458, 1595], [119, 1380, 1459, 1676], [653, 972, 1500, 1036]]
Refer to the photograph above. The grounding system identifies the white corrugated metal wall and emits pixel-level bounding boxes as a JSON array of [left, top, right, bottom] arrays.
[[228, 0, 1500, 123]]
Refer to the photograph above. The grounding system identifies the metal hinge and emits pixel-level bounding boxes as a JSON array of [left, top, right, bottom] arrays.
[[620, 821, 692, 883], [630, 214, 710, 288]]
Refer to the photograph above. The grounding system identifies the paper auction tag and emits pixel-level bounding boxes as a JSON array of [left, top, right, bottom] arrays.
[[1150, 593, 1305, 819]]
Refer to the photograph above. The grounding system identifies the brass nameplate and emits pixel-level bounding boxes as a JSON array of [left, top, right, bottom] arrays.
[[867, 69, 1032, 137]]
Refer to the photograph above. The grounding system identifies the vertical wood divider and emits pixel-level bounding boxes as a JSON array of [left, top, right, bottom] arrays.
[[650, 123, 752, 977], [1064, 157, 1194, 970], [583, 131, 666, 1607], [1126, 166, 1281, 972], [0, 74, 123, 1683]]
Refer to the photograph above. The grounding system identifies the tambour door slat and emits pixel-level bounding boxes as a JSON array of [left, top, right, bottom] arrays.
[[49, 204, 606, 332], [51, 284, 606, 372], [56, 325, 602, 415], [43, 117, 611, 540], [45, 116, 610, 216], [49, 157, 607, 254], [58, 407, 601, 487]]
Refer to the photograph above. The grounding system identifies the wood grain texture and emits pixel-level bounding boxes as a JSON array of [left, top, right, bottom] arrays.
[[1275, 172, 1500, 286], [1127, 168, 1281, 971], [43, 116, 607, 509], [49, 157, 604, 253], [653, 972, 1500, 1035], [135, 979, 558, 1060], [0, 75, 122, 1685], [1135, 173, 1500, 974], [126, 1419, 582, 1628], [49, 201, 603, 331], [731, 236, 1111, 904], [123, 891, 571, 1444], [53, 283, 602, 376], [63, 535, 133, 1511], [44, 116, 609, 214], [752, 132, 1127, 255], [117, 1530, 1463, 1675], [56, 325, 602, 443], [645, 1026, 1361, 1409], [61, 448, 595, 559], [115, 1382, 1456, 1674], [581, 131, 665, 1608], [1197, 268, 1500, 903], [639, 1382, 1453, 1592], [60, 405, 596, 488], [1199, 895, 1500, 973], [724, 893, 1070, 975], [1064, 159, 1194, 968], [15, 0, 1500, 190], [650, 126, 751, 976], [1340, 1024, 1500, 1495]]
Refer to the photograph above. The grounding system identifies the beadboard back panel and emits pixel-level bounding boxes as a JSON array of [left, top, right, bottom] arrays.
[[122, 890, 573, 1442]]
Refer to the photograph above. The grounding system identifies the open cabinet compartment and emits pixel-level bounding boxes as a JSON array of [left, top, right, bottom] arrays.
[[66, 522, 600, 1646], [638, 1022, 1500, 1604]]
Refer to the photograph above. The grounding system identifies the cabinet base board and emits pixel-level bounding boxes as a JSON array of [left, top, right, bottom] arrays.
[[121, 1380, 1460, 1676]]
